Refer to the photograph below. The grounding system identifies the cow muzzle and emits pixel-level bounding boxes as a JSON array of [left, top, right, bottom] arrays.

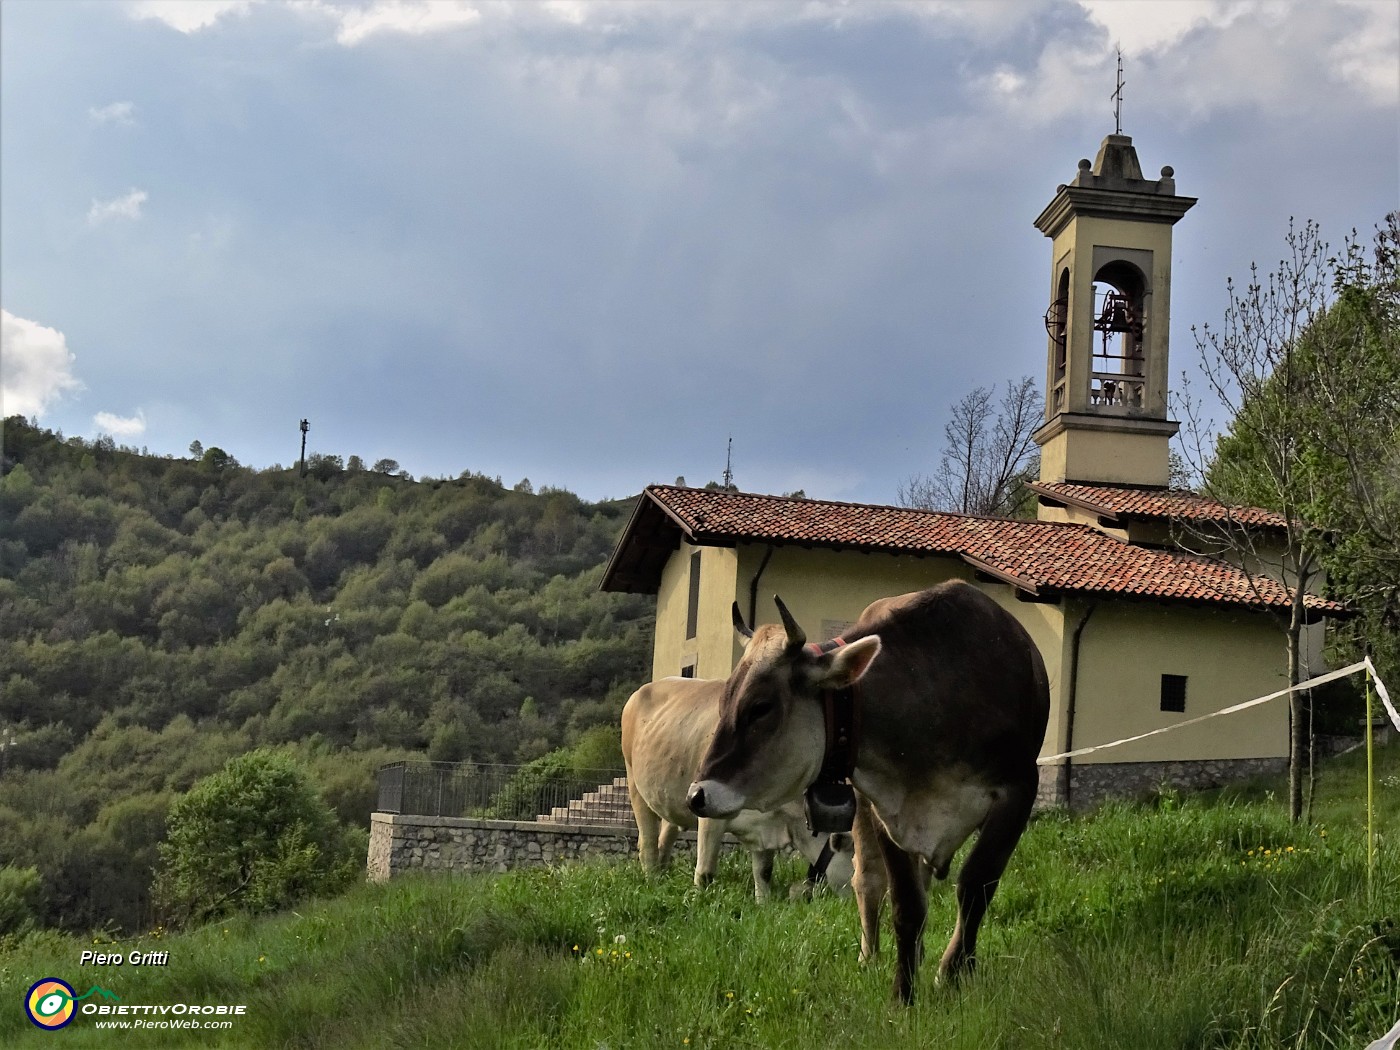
[[687, 779, 744, 819]]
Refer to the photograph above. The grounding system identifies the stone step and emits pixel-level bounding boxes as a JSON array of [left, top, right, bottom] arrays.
[[536, 778, 635, 827]]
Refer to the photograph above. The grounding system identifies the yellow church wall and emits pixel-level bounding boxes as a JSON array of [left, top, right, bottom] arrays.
[[1038, 426, 1173, 486], [650, 542, 741, 681], [1033, 501, 1134, 542], [733, 543, 971, 657], [694, 545, 742, 679], [649, 540, 1297, 770], [654, 543, 1072, 760], [1070, 602, 1289, 764], [650, 542, 688, 681]]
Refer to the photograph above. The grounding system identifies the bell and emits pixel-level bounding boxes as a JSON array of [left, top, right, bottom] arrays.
[[1095, 291, 1137, 334], [804, 780, 857, 833]]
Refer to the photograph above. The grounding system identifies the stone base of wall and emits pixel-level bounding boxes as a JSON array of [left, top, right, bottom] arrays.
[[368, 813, 709, 881], [1037, 757, 1288, 812]]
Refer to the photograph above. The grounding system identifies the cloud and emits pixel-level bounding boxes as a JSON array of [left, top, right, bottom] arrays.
[[93, 409, 148, 437], [981, 1, 1396, 127], [1076, 0, 1250, 57], [88, 189, 149, 225], [297, 1, 483, 46], [89, 101, 136, 126], [126, 1, 254, 33], [1, 310, 83, 420], [1329, 0, 1400, 105]]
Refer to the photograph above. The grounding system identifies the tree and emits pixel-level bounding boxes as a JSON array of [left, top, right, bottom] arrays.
[[0, 864, 44, 937], [305, 453, 344, 482], [1177, 216, 1399, 821], [200, 446, 236, 472], [0, 417, 656, 933], [1292, 215, 1400, 689], [897, 376, 1041, 517], [154, 749, 357, 926]]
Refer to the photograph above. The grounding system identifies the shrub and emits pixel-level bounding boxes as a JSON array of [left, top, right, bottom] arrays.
[[0, 864, 44, 937], [154, 749, 358, 927]]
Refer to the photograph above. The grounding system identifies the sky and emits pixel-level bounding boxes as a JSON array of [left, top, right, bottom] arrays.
[[2, 0, 1396, 505]]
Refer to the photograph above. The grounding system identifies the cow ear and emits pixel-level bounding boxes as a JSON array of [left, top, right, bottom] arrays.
[[818, 635, 881, 688]]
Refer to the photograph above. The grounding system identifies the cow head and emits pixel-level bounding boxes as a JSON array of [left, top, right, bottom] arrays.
[[686, 596, 881, 820]]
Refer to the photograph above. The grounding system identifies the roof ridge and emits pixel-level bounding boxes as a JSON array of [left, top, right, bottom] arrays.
[[612, 485, 1345, 615], [644, 483, 1091, 531]]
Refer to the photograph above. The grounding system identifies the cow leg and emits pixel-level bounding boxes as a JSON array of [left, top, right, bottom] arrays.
[[657, 821, 681, 870], [694, 817, 723, 888], [629, 783, 663, 873], [749, 848, 776, 901], [876, 826, 928, 1005], [939, 778, 1035, 984], [851, 797, 886, 962]]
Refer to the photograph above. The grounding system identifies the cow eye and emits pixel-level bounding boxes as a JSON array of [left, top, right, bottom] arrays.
[[748, 698, 776, 722]]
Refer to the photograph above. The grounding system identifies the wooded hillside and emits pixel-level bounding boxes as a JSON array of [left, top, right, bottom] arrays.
[[0, 418, 654, 933]]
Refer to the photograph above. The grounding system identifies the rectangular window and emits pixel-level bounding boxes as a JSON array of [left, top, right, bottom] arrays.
[[685, 551, 701, 640], [680, 663, 696, 679], [1160, 674, 1187, 713]]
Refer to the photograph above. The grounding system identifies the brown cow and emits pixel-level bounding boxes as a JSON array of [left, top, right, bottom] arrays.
[[622, 676, 853, 899], [687, 581, 1049, 1002]]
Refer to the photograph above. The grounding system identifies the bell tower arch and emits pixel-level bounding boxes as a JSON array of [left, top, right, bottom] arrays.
[[1032, 134, 1196, 487]]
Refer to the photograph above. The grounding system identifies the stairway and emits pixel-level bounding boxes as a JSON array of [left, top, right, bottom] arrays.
[[536, 776, 635, 828]]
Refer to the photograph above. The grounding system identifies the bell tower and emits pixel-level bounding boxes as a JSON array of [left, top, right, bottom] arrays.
[[1031, 133, 1196, 487]]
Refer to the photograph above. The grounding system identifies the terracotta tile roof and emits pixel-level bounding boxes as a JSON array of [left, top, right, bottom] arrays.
[[601, 485, 1346, 617], [1030, 481, 1289, 529]]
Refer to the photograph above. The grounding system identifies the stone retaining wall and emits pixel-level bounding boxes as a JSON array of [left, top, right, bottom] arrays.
[[374, 752, 1309, 877], [1037, 757, 1289, 812], [368, 813, 702, 880]]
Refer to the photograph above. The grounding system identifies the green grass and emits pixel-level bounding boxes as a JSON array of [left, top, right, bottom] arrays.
[[4, 742, 1398, 1049]]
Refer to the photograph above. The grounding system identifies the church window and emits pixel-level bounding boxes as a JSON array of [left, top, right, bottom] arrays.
[[1160, 674, 1187, 713], [685, 551, 701, 640]]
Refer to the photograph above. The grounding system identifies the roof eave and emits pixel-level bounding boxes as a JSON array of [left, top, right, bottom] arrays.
[[599, 488, 689, 594]]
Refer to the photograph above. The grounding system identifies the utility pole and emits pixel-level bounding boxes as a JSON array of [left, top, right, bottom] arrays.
[[299, 419, 309, 478]]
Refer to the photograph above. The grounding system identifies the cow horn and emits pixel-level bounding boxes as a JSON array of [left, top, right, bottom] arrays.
[[731, 601, 753, 640], [773, 595, 806, 649]]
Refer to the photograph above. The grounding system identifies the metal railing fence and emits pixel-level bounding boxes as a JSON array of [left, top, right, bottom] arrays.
[[376, 760, 627, 821]]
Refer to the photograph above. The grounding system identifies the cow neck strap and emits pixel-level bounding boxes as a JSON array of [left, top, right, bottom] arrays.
[[805, 638, 860, 783], [806, 837, 836, 884]]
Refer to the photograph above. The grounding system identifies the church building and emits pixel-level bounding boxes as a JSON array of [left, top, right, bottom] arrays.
[[600, 132, 1345, 810]]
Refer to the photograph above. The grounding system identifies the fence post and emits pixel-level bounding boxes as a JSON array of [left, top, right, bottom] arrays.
[[1366, 659, 1375, 905]]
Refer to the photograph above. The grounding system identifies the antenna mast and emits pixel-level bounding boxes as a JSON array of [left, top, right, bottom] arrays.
[[722, 435, 734, 490]]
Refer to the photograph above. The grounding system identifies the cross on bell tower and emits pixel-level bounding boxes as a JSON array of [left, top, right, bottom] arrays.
[[1031, 122, 1196, 488]]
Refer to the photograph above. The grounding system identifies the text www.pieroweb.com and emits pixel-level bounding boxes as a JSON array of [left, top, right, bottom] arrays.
[[84, 1003, 246, 1031]]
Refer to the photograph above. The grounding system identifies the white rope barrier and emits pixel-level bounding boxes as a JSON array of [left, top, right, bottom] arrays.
[[1365, 656, 1399, 733], [1038, 659, 1398, 765]]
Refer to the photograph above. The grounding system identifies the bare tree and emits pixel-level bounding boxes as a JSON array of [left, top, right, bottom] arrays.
[[898, 376, 1041, 517], [1174, 218, 1387, 822]]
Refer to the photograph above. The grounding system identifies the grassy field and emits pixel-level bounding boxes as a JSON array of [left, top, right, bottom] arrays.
[[4, 741, 1398, 1049]]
